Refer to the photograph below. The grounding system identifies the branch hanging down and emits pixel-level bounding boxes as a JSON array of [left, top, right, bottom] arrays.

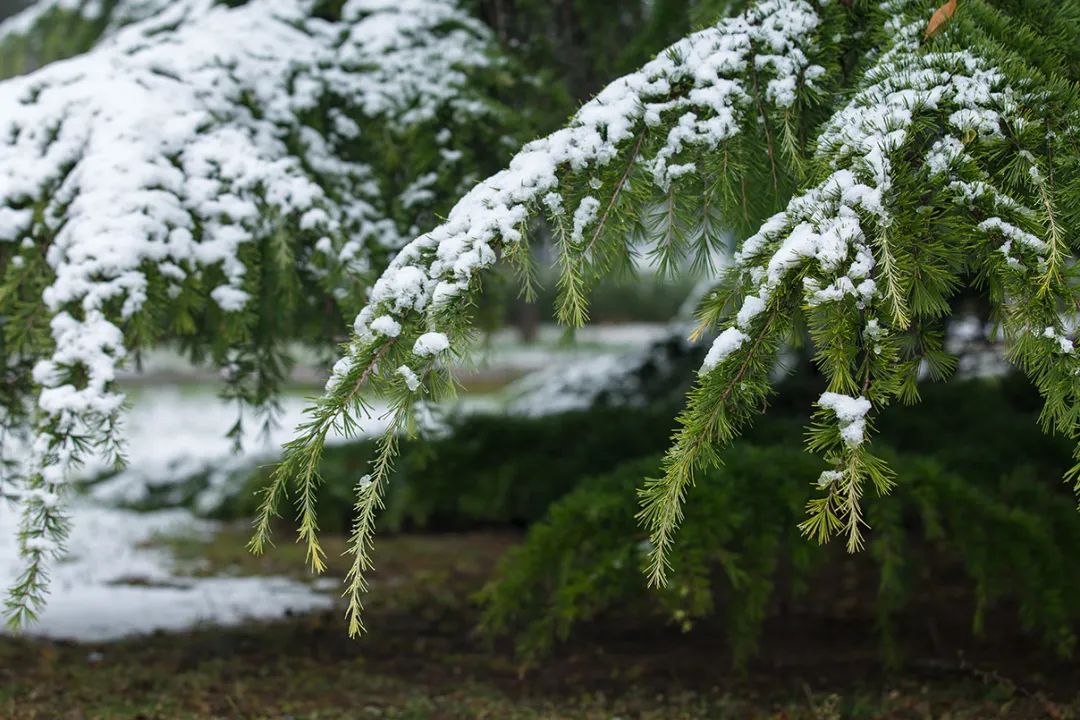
[[0, 0, 530, 624]]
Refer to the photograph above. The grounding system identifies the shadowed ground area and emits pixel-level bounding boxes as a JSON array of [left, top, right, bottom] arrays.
[[3, 529, 1078, 719]]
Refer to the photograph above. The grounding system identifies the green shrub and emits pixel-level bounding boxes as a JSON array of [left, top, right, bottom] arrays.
[[130, 371, 1073, 539], [478, 423, 1080, 667], [86, 371, 1080, 668], [92, 368, 1068, 529], [217, 401, 684, 532], [478, 446, 822, 666]]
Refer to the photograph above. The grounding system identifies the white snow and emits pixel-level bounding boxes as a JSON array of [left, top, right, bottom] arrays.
[[0, 380, 403, 640], [818, 392, 872, 447], [371, 315, 404, 338], [397, 364, 421, 391], [735, 294, 766, 329], [85, 386, 393, 513], [0, 500, 333, 642], [349, 0, 826, 370], [412, 332, 450, 357], [725, 8, 1022, 380], [507, 324, 687, 416], [701, 327, 749, 373], [926, 136, 965, 177], [1, 0, 506, 599], [816, 469, 844, 488], [571, 196, 601, 244], [508, 354, 633, 416], [1, 0, 498, 446], [979, 217, 1048, 255], [1043, 326, 1074, 355]]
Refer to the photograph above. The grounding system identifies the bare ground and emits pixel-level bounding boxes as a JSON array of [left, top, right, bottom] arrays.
[[2, 528, 1078, 719]]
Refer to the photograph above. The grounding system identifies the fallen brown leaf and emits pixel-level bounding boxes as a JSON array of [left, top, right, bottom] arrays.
[[925, 0, 958, 39]]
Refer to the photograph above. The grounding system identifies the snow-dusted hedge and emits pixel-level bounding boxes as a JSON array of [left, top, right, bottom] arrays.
[[0, 0, 528, 622]]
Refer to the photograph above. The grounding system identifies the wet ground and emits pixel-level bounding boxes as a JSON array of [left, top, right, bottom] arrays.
[[3, 528, 1078, 719]]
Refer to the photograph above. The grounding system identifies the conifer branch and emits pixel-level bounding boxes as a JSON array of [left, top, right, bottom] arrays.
[[641, 303, 786, 586], [344, 419, 402, 637], [7, 0, 1075, 636], [875, 226, 911, 328]]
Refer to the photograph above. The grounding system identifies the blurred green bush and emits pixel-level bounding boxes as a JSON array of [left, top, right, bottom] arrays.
[[478, 375, 1080, 666], [217, 400, 684, 532]]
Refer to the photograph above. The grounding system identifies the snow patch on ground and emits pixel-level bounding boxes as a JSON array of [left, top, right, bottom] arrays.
[[87, 386, 392, 512], [507, 325, 690, 416], [0, 501, 333, 642]]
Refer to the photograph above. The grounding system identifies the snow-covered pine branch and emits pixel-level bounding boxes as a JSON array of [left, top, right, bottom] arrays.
[[263, 0, 1080, 635], [0, 0, 528, 624], [0, 0, 212, 78]]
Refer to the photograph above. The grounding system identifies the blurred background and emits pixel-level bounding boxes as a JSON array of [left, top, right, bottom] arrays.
[[1, 1, 1078, 718]]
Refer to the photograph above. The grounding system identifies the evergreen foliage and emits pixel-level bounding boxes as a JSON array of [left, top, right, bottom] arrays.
[[480, 383, 1080, 666], [77, 368, 1080, 665], [0, 0, 538, 623], [481, 448, 818, 667], [257, 0, 1080, 636], [4, 0, 1080, 646]]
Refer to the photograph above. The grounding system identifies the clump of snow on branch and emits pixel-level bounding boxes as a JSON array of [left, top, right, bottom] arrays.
[[700, 327, 748, 372], [1042, 326, 1075, 355], [285, 0, 834, 631], [675, 2, 1060, 556], [818, 392, 872, 447], [412, 332, 450, 357]]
